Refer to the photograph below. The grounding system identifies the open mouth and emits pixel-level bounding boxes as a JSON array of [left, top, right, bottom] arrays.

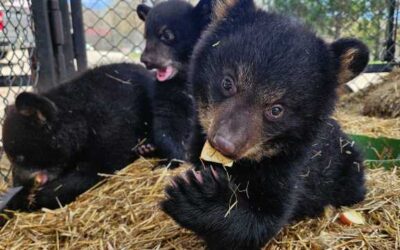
[[155, 65, 178, 82], [11, 164, 61, 187], [32, 171, 49, 186]]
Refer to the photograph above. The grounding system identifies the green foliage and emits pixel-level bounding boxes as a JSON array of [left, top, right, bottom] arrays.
[[270, 0, 389, 60]]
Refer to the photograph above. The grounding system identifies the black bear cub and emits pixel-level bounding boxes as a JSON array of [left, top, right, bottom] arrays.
[[136, 0, 211, 163], [3, 63, 153, 211], [161, 0, 369, 249]]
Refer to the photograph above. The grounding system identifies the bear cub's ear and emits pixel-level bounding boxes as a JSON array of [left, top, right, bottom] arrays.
[[15, 92, 58, 124], [331, 38, 369, 85], [137, 4, 151, 21], [193, 0, 213, 19], [211, 0, 255, 22]]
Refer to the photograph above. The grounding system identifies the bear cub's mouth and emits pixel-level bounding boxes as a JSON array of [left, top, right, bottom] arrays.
[[155, 65, 178, 82], [11, 164, 65, 187]]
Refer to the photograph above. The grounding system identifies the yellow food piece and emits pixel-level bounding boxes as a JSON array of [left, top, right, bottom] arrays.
[[339, 210, 366, 225], [200, 141, 234, 167]]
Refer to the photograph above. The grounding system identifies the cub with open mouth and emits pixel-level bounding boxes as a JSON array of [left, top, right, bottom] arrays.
[[161, 0, 369, 249], [136, 0, 211, 165]]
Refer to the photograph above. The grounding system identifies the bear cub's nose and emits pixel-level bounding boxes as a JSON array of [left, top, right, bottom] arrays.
[[212, 135, 236, 157]]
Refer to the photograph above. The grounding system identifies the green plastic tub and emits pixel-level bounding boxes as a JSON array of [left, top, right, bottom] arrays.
[[349, 134, 400, 169]]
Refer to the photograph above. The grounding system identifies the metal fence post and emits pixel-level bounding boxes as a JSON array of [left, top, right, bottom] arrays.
[[31, 0, 57, 93], [59, 0, 76, 77], [383, 0, 396, 63], [71, 0, 88, 73], [49, 0, 67, 82]]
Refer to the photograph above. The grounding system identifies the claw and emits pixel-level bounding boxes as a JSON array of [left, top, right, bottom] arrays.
[[138, 146, 146, 155], [182, 172, 190, 184], [136, 143, 156, 156], [192, 169, 203, 184], [210, 166, 219, 180], [169, 178, 178, 188], [146, 144, 156, 151]]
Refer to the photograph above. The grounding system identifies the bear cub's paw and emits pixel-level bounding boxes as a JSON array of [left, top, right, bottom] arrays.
[[160, 166, 233, 230], [135, 143, 157, 156]]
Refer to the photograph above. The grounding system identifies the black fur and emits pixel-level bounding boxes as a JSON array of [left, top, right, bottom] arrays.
[[146, 77, 195, 164], [136, 0, 211, 163], [331, 38, 370, 77], [137, 0, 211, 72], [161, 0, 368, 249], [3, 63, 153, 211]]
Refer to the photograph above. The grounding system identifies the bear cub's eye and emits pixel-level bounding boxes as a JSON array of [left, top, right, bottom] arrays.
[[221, 76, 237, 97], [160, 29, 175, 42], [265, 104, 284, 119]]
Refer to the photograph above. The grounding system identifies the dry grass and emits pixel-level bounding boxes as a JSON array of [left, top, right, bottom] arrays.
[[335, 111, 400, 139], [362, 70, 400, 118], [270, 167, 400, 249], [0, 158, 399, 250], [338, 69, 400, 117], [0, 159, 202, 250], [0, 156, 11, 194], [335, 69, 400, 139], [338, 82, 382, 116]]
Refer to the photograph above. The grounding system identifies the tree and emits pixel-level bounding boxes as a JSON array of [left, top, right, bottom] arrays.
[[270, 0, 389, 60]]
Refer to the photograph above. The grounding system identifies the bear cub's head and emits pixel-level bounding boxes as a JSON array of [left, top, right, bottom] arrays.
[[137, 0, 211, 82], [3, 92, 74, 186], [191, 0, 369, 162]]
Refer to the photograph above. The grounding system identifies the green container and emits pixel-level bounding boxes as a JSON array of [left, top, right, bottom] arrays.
[[349, 134, 400, 169]]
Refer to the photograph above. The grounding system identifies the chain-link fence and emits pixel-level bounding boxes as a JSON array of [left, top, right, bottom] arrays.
[[82, 0, 399, 89], [0, 0, 398, 181], [82, 0, 145, 67], [0, 0, 37, 181]]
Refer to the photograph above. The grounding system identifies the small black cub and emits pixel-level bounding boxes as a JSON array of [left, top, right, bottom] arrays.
[[3, 63, 153, 211], [136, 0, 211, 163], [161, 0, 369, 249]]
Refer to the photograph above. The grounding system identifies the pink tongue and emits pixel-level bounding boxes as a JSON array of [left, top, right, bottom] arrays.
[[34, 172, 48, 186], [156, 66, 174, 82]]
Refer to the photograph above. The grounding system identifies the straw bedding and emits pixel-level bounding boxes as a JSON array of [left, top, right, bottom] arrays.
[[335, 111, 400, 139], [362, 79, 400, 118], [335, 70, 400, 140], [338, 70, 400, 119], [0, 157, 399, 250]]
